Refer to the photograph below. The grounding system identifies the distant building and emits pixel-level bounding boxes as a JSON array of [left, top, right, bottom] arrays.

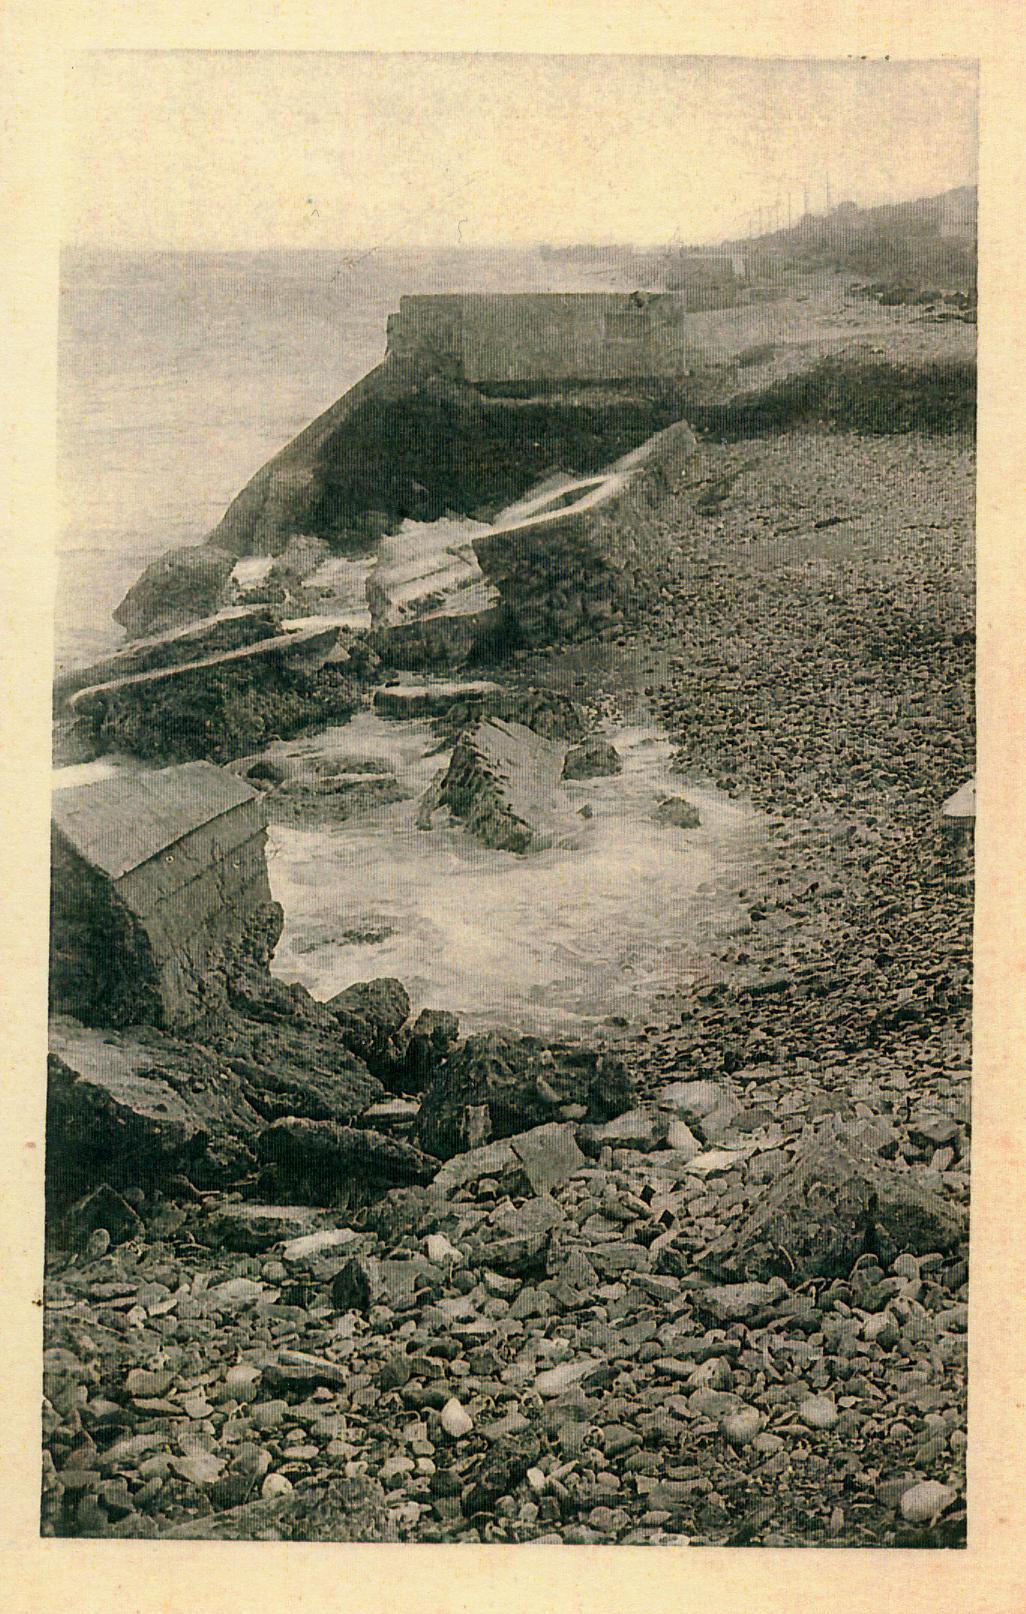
[[386, 292, 691, 383], [50, 762, 274, 1029]]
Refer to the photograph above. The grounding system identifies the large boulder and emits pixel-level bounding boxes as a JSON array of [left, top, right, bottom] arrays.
[[113, 544, 236, 637], [327, 977, 411, 1042], [46, 1022, 265, 1199], [326, 978, 411, 1081], [404, 1008, 460, 1090], [256, 1116, 438, 1206], [439, 717, 567, 853], [701, 1116, 968, 1281], [415, 1031, 635, 1159]]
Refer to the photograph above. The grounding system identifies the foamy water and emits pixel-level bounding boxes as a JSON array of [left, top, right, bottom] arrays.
[[268, 711, 758, 1036]]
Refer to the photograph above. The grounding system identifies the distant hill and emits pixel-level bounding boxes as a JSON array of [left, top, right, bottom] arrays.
[[729, 187, 977, 293], [535, 188, 976, 302]]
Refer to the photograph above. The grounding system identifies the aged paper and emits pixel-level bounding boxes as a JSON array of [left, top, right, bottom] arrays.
[[2, 0, 1024, 1608]]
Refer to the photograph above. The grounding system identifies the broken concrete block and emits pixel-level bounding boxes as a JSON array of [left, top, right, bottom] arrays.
[[438, 717, 567, 853], [509, 1121, 587, 1195]]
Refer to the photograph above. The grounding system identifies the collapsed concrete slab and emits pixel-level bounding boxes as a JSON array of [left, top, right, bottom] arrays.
[[53, 608, 285, 704], [46, 1018, 265, 1192], [110, 294, 699, 639], [438, 717, 567, 853], [372, 680, 503, 719], [473, 421, 700, 645], [50, 762, 275, 1029]]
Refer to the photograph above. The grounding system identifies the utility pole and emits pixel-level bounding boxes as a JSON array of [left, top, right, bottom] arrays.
[[825, 173, 833, 212], [787, 191, 793, 229], [803, 182, 811, 219]]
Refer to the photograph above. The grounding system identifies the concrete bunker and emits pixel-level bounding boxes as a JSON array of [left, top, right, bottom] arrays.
[[50, 762, 276, 1029]]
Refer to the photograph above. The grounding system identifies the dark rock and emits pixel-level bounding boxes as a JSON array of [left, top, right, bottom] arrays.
[[415, 1031, 634, 1159], [246, 760, 286, 786], [61, 1185, 143, 1251], [702, 1116, 968, 1280], [654, 797, 702, 829], [113, 544, 235, 637], [562, 738, 623, 780], [327, 978, 411, 1043], [326, 978, 411, 1080], [55, 608, 285, 704], [404, 1008, 460, 1090], [156, 1476, 395, 1540], [256, 1116, 439, 1205], [46, 1031, 262, 1202], [462, 1430, 542, 1516], [329, 1252, 380, 1317]]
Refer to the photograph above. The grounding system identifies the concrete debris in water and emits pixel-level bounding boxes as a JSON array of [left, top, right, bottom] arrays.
[[438, 717, 567, 853]]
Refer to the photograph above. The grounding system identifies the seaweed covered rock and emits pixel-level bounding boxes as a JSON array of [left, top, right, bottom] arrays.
[[326, 978, 411, 1081], [415, 1031, 634, 1159]]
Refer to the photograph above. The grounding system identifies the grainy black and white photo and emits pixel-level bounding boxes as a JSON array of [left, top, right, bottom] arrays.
[[44, 50, 976, 1546]]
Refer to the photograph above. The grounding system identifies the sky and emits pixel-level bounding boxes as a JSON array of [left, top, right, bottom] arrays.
[[62, 52, 979, 251]]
